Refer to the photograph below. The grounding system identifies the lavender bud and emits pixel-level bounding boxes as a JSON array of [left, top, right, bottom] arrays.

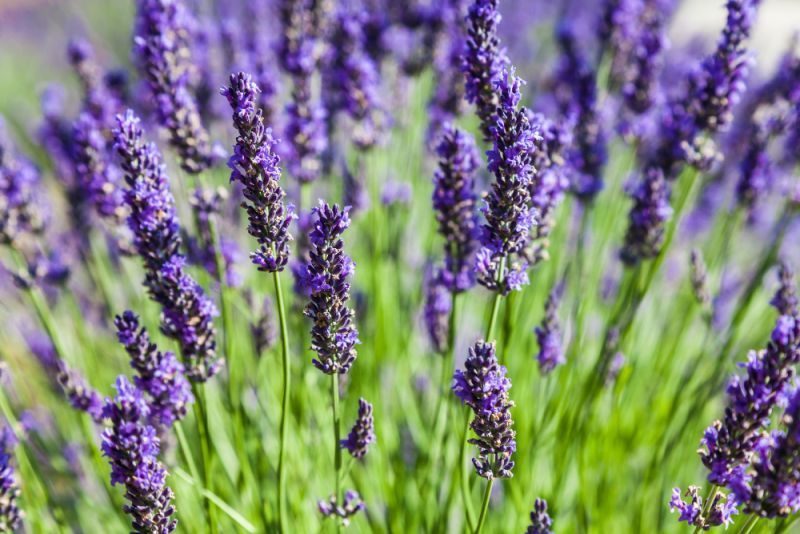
[[222, 73, 295, 273], [453, 341, 516, 479], [526, 498, 553, 534], [771, 261, 798, 316], [341, 398, 376, 459], [0, 426, 21, 531], [669, 486, 738, 529], [304, 202, 359, 375], [57, 363, 104, 423], [535, 283, 565, 375], [318, 489, 365, 526], [423, 272, 452, 354], [101, 377, 177, 533], [619, 166, 673, 266]]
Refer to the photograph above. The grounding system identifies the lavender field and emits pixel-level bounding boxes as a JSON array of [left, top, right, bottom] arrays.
[[0, 0, 798, 532]]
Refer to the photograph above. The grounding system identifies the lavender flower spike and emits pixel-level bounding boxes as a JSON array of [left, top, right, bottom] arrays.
[[134, 0, 215, 174], [101, 376, 177, 533], [619, 166, 672, 266], [304, 202, 359, 375], [476, 68, 541, 295], [433, 124, 480, 293], [463, 0, 507, 140], [423, 272, 452, 354], [341, 398, 376, 459], [0, 427, 22, 531], [535, 282, 565, 375], [57, 363, 104, 423], [453, 340, 516, 479], [222, 72, 294, 273], [770, 260, 797, 316], [526, 498, 553, 534], [114, 310, 193, 429], [114, 110, 221, 381]]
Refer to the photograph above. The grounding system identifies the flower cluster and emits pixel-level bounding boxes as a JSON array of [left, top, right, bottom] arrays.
[[771, 261, 798, 316], [341, 398, 376, 459], [423, 273, 452, 354], [670, 486, 738, 529], [318, 489, 365, 526], [526, 498, 553, 534], [57, 363, 104, 423], [114, 310, 193, 429], [0, 427, 21, 532], [535, 282, 565, 375], [453, 341, 516, 479], [222, 73, 295, 272], [304, 202, 359, 375], [114, 110, 221, 381], [101, 377, 177, 533]]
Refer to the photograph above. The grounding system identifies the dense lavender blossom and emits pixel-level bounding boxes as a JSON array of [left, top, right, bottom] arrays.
[[57, 364, 104, 423], [304, 202, 359, 375], [732, 387, 800, 517], [341, 398, 375, 459], [670, 486, 738, 529], [553, 26, 607, 200], [324, 9, 385, 149], [477, 69, 541, 294], [432, 125, 479, 293], [698, 315, 800, 486], [619, 166, 672, 265], [222, 72, 295, 272], [101, 377, 177, 533], [462, 0, 507, 140], [0, 427, 21, 532], [526, 498, 553, 534], [318, 489, 365, 526], [423, 273, 451, 354], [114, 110, 220, 382], [621, 0, 669, 115], [771, 261, 798, 316], [535, 283, 565, 375], [0, 119, 46, 245], [114, 311, 193, 429], [453, 341, 516, 479], [134, 0, 215, 174], [597, 0, 642, 88]]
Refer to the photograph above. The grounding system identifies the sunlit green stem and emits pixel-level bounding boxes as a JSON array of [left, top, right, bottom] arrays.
[[274, 271, 291, 534], [474, 478, 494, 534]]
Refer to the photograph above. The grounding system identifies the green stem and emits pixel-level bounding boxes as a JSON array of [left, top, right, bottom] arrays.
[[331, 372, 343, 530], [474, 478, 494, 534], [692, 485, 718, 534], [190, 382, 216, 533], [736, 514, 758, 534], [273, 271, 291, 534], [459, 413, 476, 532]]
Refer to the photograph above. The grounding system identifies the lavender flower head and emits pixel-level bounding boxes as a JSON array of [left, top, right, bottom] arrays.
[[453, 340, 516, 479], [432, 124, 479, 293], [622, 0, 669, 116], [423, 272, 452, 354], [304, 202, 359, 375], [101, 376, 177, 533], [619, 166, 673, 266], [535, 282, 565, 375], [476, 68, 541, 295], [318, 489, 365, 526], [0, 426, 22, 531], [115, 311, 193, 429], [462, 0, 508, 140], [699, 314, 800, 486], [341, 398, 376, 459], [526, 498, 553, 534], [114, 110, 220, 382], [771, 261, 798, 316], [222, 73, 295, 272], [134, 0, 215, 174], [670, 486, 738, 529], [57, 363, 104, 423]]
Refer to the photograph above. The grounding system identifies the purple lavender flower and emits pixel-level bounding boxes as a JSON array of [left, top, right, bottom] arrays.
[[318, 489, 365, 526], [476, 69, 541, 295], [432, 125, 479, 293], [222, 73, 295, 272], [101, 376, 177, 533], [324, 8, 386, 149], [535, 283, 565, 375], [453, 340, 516, 479], [67, 37, 121, 127], [462, 0, 508, 140], [114, 110, 221, 382], [341, 398, 375, 459], [134, 0, 215, 174], [619, 166, 672, 266], [423, 272, 452, 354], [669, 486, 738, 529], [427, 1, 467, 140], [553, 25, 607, 200], [0, 426, 21, 532], [621, 0, 669, 115], [304, 202, 359, 374], [771, 261, 797, 316], [699, 314, 800, 486], [57, 363, 104, 423], [0, 119, 47, 245], [114, 311, 193, 429], [526, 498, 553, 534], [734, 387, 800, 517]]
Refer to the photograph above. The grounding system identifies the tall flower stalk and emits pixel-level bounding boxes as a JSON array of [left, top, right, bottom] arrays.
[[221, 72, 295, 532]]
